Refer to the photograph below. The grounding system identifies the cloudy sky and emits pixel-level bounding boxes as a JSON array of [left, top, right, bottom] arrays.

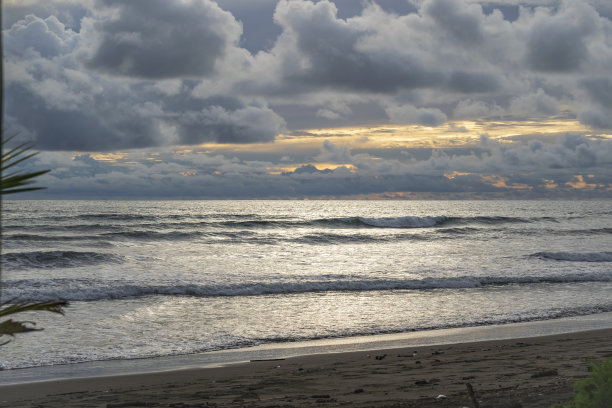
[[4, 0, 612, 199]]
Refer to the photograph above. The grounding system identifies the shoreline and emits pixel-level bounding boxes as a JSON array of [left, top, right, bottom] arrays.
[[2, 314, 612, 407], [1, 326, 611, 407], [2, 311, 612, 386]]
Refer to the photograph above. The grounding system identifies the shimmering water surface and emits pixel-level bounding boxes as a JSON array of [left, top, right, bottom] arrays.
[[1, 200, 611, 370]]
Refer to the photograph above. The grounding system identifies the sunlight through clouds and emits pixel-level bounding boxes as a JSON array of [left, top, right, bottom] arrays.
[[3, 0, 612, 198]]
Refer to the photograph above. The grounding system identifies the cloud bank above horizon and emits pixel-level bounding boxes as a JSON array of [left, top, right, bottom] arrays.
[[3, 0, 612, 198]]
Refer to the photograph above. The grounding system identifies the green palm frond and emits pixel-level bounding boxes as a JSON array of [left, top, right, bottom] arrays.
[[0, 301, 68, 318], [0, 301, 68, 342], [1, 136, 49, 194], [1, 134, 64, 345], [0, 320, 40, 346]]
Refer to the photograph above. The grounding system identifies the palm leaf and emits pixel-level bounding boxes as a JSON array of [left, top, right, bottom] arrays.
[[1, 136, 48, 195], [0, 301, 68, 341], [1, 170, 50, 194], [0, 301, 68, 318], [0, 319, 41, 337], [1, 135, 67, 346]]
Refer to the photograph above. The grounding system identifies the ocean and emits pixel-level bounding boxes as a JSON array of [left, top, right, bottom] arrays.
[[1, 200, 612, 372]]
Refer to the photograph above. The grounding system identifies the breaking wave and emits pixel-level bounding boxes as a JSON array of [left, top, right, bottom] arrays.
[[1, 251, 122, 269], [5, 214, 553, 233], [308, 215, 541, 228], [354, 216, 447, 228], [4, 273, 611, 302], [531, 251, 612, 262]]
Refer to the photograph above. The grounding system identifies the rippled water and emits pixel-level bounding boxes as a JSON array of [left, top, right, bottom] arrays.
[[1, 200, 611, 369]]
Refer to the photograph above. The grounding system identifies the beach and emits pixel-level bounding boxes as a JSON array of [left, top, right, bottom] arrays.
[[2, 200, 611, 406], [2, 327, 611, 408]]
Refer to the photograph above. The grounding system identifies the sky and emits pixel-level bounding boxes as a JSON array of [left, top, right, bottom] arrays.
[[3, 0, 612, 199]]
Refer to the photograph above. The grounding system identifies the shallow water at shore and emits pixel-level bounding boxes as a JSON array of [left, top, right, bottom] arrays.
[[2, 312, 612, 386]]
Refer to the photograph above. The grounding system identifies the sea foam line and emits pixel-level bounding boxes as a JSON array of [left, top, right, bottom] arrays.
[[4, 214, 554, 232], [4, 273, 612, 302], [531, 251, 612, 262]]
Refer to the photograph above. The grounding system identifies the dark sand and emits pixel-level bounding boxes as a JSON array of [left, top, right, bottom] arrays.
[[1, 328, 611, 408]]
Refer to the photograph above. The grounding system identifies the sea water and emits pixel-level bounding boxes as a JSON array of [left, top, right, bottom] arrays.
[[1, 200, 611, 371]]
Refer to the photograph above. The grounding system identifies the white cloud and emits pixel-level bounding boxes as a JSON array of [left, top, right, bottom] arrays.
[[385, 104, 448, 126], [509, 88, 559, 116], [453, 99, 504, 118], [4, 14, 77, 57], [3, 0, 612, 198]]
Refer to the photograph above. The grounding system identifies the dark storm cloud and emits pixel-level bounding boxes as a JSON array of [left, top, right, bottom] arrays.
[[4, 0, 612, 156], [5, 85, 154, 150], [578, 77, 612, 129], [424, 0, 485, 45], [174, 104, 285, 144], [80, 0, 242, 78], [526, 22, 588, 72], [448, 71, 499, 93], [577, 109, 612, 130], [3, 3, 284, 150], [4, 68, 284, 150], [271, 100, 388, 129], [4, 79, 167, 150], [581, 78, 612, 106]]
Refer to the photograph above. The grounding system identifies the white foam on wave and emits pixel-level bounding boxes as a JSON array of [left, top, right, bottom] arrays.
[[532, 251, 612, 262], [4, 273, 612, 303], [357, 216, 447, 228]]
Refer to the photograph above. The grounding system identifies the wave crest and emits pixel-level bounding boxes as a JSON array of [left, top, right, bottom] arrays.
[[1, 251, 122, 269], [4, 273, 611, 302], [531, 251, 612, 262], [356, 216, 447, 228]]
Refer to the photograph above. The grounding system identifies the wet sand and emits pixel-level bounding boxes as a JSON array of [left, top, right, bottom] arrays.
[[1, 328, 611, 408]]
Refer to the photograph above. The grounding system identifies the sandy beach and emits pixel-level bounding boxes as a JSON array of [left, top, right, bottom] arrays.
[[1, 327, 611, 408]]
